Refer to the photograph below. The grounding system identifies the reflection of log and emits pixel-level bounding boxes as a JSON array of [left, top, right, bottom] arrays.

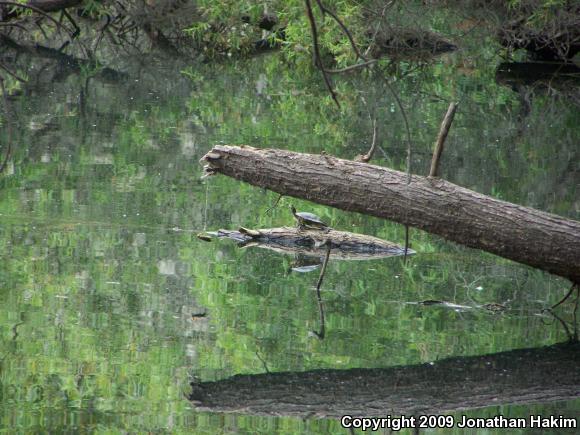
[[496, 62, 580, 87], [201, 146, 580, 284], [370, 27, 457, 59], [216, 227, 414, 260], [28, 0, 82, 12], [498, 17, 580, 61], [188, 341, 580, 417], [0, 34, 128, 85]]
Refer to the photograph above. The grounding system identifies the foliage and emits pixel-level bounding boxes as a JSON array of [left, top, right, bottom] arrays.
[[185, 0, 369, 64]]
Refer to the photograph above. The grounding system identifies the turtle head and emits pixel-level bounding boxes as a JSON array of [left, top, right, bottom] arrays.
[[290, 205, 297, 215]]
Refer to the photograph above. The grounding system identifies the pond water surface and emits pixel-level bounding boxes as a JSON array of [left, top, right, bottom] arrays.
[[1, 40, 579, 434]]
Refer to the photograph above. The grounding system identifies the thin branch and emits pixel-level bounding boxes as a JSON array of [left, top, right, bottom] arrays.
[[542, 309, 573, 341], [0, 22, 29, 32], [315, 240, 332, 293], [429, 102, 458, 177], [304, 0, 340, 108], [315, 0, 362, 59], [93, 14, 111, 53], [0, 79, 13, 174], [265, 193, 284, 215], [311, 240, 331, 340], [324, 59, 377, 74], [255, 350, 271, 374], [357, 118, 378, 162], [551, 283, 578, 310], [363, 2, 393, 57], [0, 62, 26, 82], [35, 19, 49, 40]]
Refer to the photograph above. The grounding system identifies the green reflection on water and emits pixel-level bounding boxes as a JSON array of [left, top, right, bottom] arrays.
[[1, 34, 579, 434]]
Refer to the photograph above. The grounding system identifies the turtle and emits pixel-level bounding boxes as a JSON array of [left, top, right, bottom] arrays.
[[290, 205, 329, 230]]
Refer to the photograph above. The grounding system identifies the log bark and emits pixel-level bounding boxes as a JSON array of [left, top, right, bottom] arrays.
[[201, 145, 580, 283], [188, 341, 580, 418]]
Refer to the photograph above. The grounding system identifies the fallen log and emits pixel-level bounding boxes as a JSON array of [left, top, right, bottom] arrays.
[[188, 341, 580, 418], [213, 226, 414, 261], [201, 145, 580, 284]]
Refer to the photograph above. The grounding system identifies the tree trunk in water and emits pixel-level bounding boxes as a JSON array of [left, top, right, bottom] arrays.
[[201, 145, 580, 284], [188, 341, 580, 418]]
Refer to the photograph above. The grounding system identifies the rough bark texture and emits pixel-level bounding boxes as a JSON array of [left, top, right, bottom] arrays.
[[188, 341, 580, 418], [202, 145, 580, 283]]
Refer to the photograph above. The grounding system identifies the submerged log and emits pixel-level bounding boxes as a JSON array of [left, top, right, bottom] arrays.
[[188, 341, 580, 417], [214, 226, 414, 261], [201, 145, 580, 284]]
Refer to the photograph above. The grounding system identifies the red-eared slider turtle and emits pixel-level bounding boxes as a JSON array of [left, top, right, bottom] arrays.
[[291, 205, 329, 230]]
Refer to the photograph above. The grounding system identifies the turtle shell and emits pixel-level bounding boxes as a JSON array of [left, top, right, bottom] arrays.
[[296, 212, 326, 225]]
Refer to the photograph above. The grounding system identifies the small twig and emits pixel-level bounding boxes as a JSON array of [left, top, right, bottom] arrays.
[[324, 59, 377, 74], [429, 102, 458, 178], [541, 309, 573, 340], [35, 19, 49, 40], [551, 283, 578, 310], [255, 350, 271, 374], [0, 62, 26, 83], [357, 118, 378, 162], [93, 14, 111, 53], [265, 194, 284, 215]]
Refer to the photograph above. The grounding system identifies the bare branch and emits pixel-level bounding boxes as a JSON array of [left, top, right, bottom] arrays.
[[0, 78, 14, 174], [315, 0, 362, 59], [429, 102, 458, 178], [0, 62, 26, 82], [304, 0, 340, 108], [356, 118, 378, 163], [324, 59, 377, 74]]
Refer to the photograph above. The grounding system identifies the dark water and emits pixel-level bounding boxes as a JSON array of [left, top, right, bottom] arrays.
[[0, 42, 579, 433]]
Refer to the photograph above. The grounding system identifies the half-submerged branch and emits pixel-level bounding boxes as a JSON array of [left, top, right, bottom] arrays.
[[201, 145, 580, 284], [188, 341, 580, 417]]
